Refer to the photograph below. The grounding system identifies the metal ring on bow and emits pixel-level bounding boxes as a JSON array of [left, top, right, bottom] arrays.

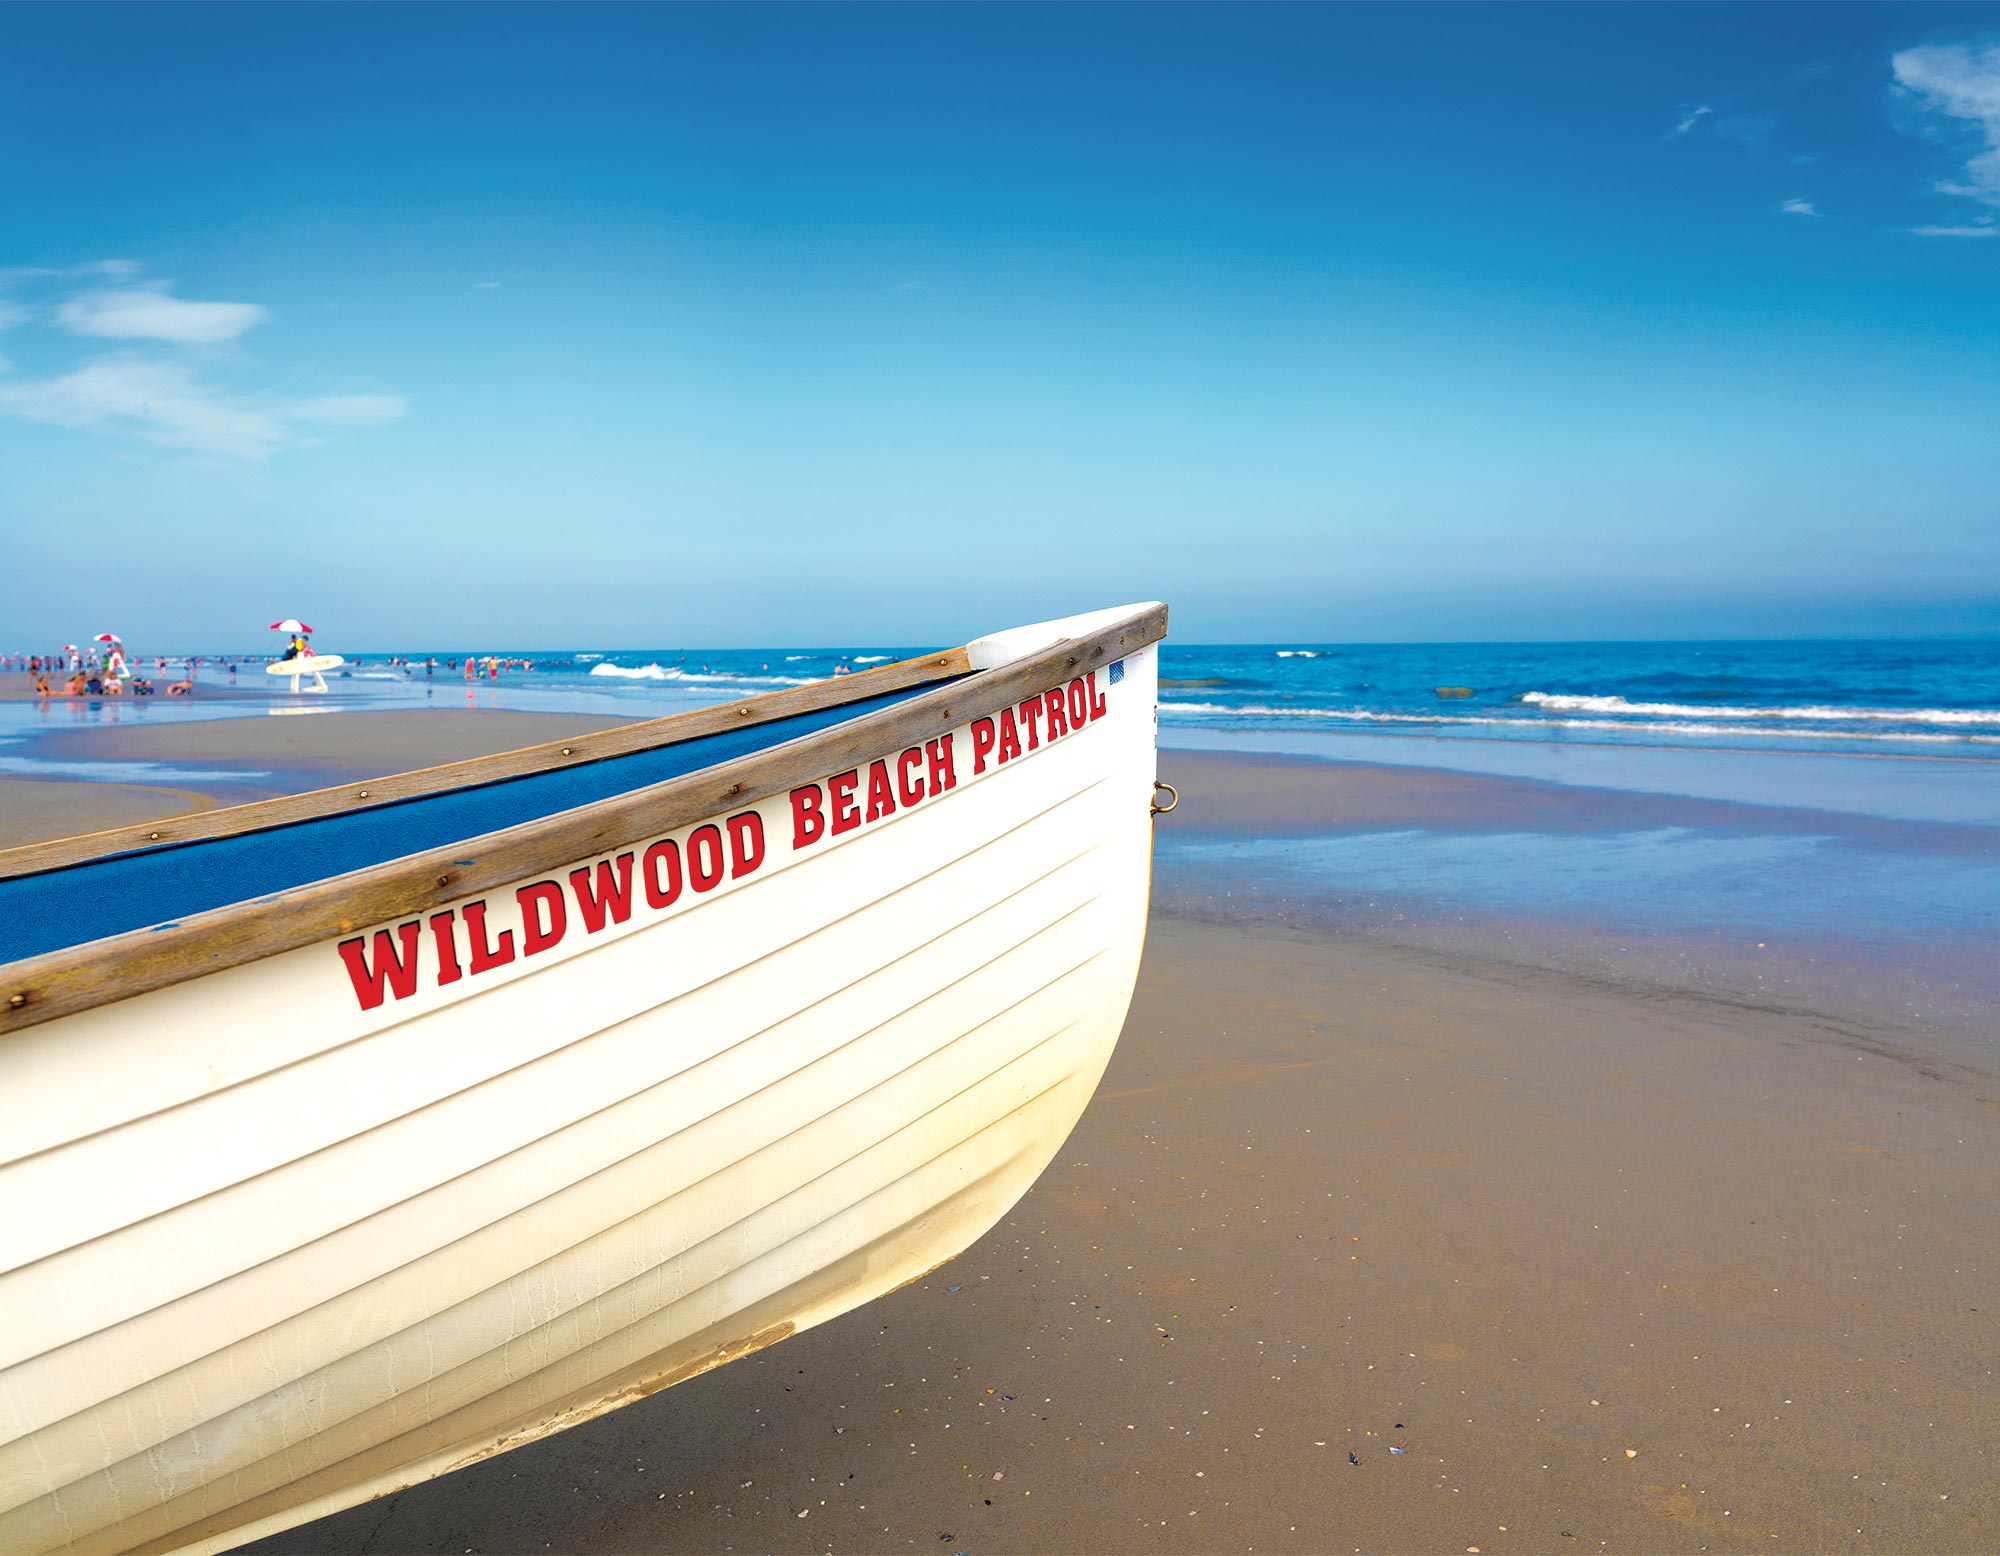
[[1149, 780, 1179, 817]]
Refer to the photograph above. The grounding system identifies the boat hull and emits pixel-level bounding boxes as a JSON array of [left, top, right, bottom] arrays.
[[0, 625, 1160, 1556]]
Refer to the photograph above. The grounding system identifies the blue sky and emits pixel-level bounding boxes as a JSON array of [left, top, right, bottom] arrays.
[[2, 4, 1997, 649]]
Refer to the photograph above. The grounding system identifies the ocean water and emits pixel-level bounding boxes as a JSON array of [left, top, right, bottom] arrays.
[[11, 640, 1997, 780], [1154, 639, 2000, 757], [31, 638, 1993, 757]]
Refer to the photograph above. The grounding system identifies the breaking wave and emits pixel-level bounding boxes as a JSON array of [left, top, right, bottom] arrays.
[[1158, 700, 2000, 744], [589, 663, 810, 687], [1522, 692, 2000, 726], [1274, 650, 1323, 658], [853, 654, 892, 663]]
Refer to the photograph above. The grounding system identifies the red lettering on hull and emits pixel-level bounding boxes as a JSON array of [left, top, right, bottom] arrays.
[[464, 900, 516, 974], [728, 811, 766, 877], [571, 854, 636, 933], [517, 882, 567, 956], [338, 663, 1117, 1011], [338, 923, 422, 1011]]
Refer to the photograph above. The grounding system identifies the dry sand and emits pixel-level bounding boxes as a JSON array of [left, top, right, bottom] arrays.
[[4, 710, 1989, 1552], [245, 910, 1995, 1555]]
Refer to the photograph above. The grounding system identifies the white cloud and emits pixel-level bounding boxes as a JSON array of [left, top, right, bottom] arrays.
[[0, 261, 404, 461], [1892, 42, 2000, 207], [1907, 220, 1998, 238], [56, 282, 269, 344], [1780, 198, 1821, 216], [0, 353, 407, 462], [1673, 106, 1713, 136]]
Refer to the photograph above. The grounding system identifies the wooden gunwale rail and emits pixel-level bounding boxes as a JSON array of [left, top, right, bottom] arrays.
[[0, 605, 1167, 1037], [0, 646, 972, 880]]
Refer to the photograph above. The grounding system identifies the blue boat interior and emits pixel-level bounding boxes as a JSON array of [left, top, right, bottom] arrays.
[[0, 680, 950, 966]]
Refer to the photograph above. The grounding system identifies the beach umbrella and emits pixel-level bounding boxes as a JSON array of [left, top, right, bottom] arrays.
[[93, 632, 122, 644], [269, 618, 314, 634], [62, 644, 77, 652]]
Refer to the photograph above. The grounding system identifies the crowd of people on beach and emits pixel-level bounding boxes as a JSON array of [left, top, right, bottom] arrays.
[[6, 647, 204, 699], [345, 655, 538, 681], [373, 655, 539, 681], [2, 645, 738, 704], [5, 647, 550, 697]]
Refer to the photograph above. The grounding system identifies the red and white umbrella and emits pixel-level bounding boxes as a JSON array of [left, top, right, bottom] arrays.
[[62, 644, 78, 652], [269, 618, 314, 634], [94, 632, 122, 644]]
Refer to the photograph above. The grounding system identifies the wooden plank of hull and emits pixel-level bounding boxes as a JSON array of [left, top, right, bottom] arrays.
[[0, 617, 1162, 1556]]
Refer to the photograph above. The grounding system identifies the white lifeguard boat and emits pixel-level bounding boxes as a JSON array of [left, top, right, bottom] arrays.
[[0, 603, 1168, 1555]]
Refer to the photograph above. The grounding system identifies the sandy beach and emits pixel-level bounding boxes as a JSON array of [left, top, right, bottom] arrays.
[[2, 708, 1990, 1552], [0, 710, 639, 845]]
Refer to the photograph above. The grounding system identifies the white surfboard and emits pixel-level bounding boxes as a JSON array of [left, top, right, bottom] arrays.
[[265, 654, 345, 676], [266, 653, 345, 691]]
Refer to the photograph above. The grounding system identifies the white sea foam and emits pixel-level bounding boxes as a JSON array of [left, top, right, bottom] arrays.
[[1522, 692, 2000, 726], [785, 655, 812, 661], [853, 654, 892, 663], [1274, 650, 1323, 658], [1158, 700, 2000, 744], [589, 663, 678, 680], [575, 653, 605, 661], [588, 662, 811, 687]]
